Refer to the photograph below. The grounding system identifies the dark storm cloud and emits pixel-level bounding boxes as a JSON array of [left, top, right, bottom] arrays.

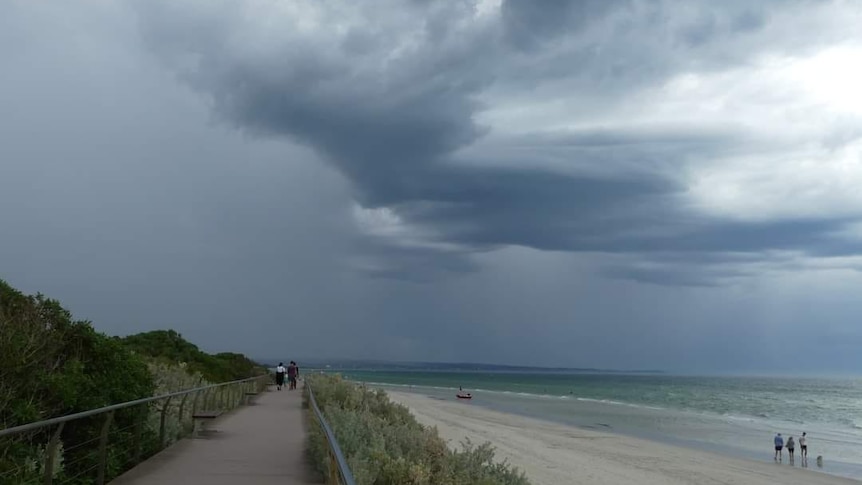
[[135, 0, 495, 203], [133, 0, 862, 284], [500, 0, 619, 49], [6, 0, 862, 375], [499, 0, 769, 51], [390, 165, 676, 250]]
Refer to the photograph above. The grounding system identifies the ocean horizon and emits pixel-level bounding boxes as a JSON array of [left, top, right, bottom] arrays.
[[288, 358, 862, 379]]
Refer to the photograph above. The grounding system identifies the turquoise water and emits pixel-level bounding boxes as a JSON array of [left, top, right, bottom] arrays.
[[340, 371, 862, 481]]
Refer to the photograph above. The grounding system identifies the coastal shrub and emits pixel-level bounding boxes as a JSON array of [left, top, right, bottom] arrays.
[[446, 439, 531, 485], [145, 361, 209, 443], [0, 279, 155, 483], [121, 330, 266, 382], [305, 374, 530, 485], [0, 279, 264, 483]]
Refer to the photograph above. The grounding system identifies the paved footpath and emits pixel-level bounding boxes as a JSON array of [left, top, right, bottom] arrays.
[[112, 386, 320, 485]]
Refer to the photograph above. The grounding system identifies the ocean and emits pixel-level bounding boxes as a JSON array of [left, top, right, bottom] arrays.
[[338, 371, 862, 481]]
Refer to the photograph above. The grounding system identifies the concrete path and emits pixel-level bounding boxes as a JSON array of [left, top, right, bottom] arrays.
[[111, 386, 320, 485]]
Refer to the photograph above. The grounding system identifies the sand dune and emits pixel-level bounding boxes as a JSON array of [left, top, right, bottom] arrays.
[[387, 391, 859, 485]]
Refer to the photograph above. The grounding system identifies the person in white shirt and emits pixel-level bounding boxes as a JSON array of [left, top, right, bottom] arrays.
[[800, 432, 808, 458], [275, 362, 286, 390]]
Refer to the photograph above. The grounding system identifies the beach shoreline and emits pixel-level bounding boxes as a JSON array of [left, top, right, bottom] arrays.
[[387, 390, 860, 485]]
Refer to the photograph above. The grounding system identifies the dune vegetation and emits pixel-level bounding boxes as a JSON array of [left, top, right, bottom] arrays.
[[0, 279, 266, 484], [305, 373, 531, 485], [121, 329, 263, 383]]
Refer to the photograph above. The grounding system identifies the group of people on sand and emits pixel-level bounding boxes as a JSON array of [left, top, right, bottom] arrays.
[[773, 432, 810, 464], [275, 361, 299, 391]]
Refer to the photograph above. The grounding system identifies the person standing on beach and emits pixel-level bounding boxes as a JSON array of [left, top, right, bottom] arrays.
[[800, 432, 808, 459], [275, 362, 286, 391], [774, 433, 784, 461], [786, 436, 795, 462], [287, 361, 299, 390]]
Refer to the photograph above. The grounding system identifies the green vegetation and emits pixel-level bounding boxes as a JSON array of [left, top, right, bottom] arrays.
[[305, 374, 531, 485], [0, 279, 266, 484], [120, 329, 265, 382], [0, 279, 155, 483]]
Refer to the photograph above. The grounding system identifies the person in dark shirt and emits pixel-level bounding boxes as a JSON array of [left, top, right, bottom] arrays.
[[774, 433, 784, 462], [787, 436, 796, 462], [287, 361, 299, 390]]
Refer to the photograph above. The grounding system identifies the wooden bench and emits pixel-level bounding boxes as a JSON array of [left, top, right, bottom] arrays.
[[192, 411, 223, 437], [244, 392, 259, 405]]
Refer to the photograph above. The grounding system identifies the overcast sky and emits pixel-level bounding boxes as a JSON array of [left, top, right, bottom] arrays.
[[2, 0, 862, 374]]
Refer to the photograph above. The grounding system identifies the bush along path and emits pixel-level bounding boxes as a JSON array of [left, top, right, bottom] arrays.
[[304, 374, 531, 485]]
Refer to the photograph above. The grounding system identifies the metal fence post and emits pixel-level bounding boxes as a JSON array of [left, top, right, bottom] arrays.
[[132, 404, 144, 465], [177, 392, 190, 436], [96, 411, 115, 485], [329, 451, 339, 484], [43, 421, 65, 485], [191, 389, 201, 416], [159, 396, 173, 448]]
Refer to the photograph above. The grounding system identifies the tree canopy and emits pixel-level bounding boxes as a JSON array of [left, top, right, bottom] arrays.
[[120, 329, 265, 383], [0, 279, 155, 481], [0, 279, 154, 429]]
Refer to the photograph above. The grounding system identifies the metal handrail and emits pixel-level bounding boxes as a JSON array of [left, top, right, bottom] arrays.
[[307, 384, 357, 485], [0, 373, 270, 485], [0, 375, 266, 438]]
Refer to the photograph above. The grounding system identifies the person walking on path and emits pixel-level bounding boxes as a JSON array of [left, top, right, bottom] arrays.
[[275, 362, 286, 391], [787, 436, 796, 462], [774, 433, 784, 462], [287, 361, 299, 390]]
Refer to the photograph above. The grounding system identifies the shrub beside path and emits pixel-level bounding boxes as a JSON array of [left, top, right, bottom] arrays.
[[111, 386, 320, 485]]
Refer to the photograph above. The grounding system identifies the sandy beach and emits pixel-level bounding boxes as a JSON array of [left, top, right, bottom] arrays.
[[387, 390, 860, 485]]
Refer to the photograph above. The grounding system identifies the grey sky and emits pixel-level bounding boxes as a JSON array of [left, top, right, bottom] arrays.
[[2, 0, 862, 374]]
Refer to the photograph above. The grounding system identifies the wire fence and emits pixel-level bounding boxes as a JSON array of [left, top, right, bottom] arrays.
[[0, 375, 271, 485]]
